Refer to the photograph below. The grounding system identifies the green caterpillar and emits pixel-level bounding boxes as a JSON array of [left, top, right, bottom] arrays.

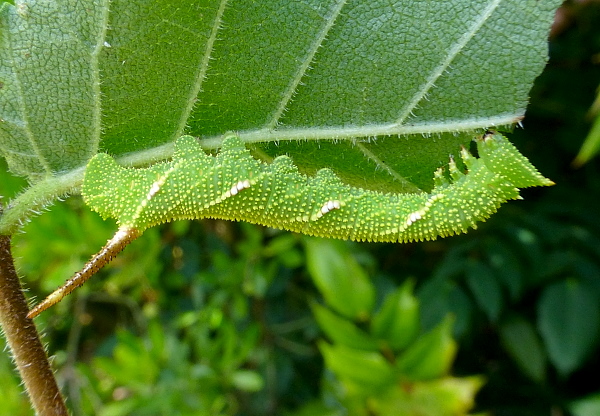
[[27, 132, 553, 318]]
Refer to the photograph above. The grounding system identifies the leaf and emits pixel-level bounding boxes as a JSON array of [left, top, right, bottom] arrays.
[[0, 0, 107, 178], [573, 85, 600, 167], [230, 370, 264, 393], [311, 302, 379, 350], [319, 341, 396, 391], [499, 315, 546, 383], [371, 279, 421, 351], [372, 376, 484, 416], [0, 1, 560, 191], [570, 393, 600, 416], [305, 237, 375, 320], [537, 279, 600, 375], [186, 0, 560, 192], [465, 260, 503, 323], [417, 271, 475, 338], [98, 1, 221, 154], [396, 316, 457, 381], [483, 240, 524, 301]]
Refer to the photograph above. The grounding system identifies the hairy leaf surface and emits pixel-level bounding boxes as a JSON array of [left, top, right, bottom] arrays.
[[1, 1, 560, 184]]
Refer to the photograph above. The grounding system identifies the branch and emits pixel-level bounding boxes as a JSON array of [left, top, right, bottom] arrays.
[[0, 232, 68, 415]]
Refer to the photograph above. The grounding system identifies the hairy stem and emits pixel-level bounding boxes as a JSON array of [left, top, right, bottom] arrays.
[[0, 233, 68, 415], [27, 227, 141, 318], [0, 169, 83, 236]]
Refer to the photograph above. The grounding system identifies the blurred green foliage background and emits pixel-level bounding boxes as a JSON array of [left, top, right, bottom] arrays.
[[1, 1, 600, 415]]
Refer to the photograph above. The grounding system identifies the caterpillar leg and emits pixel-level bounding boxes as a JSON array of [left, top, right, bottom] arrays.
[[27, 227, 140, 319]]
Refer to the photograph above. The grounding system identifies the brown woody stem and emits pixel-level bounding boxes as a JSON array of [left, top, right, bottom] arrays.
[[0, 233, 68, 415]]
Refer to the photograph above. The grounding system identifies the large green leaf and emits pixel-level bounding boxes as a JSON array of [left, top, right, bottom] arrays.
[[0, 0, 561, 233]]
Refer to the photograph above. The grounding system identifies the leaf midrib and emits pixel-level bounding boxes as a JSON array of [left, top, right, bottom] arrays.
[[198, 114, 521, 149]]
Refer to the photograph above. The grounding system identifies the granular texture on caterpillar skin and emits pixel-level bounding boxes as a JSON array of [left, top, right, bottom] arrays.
[[82, 132, 553, 243]]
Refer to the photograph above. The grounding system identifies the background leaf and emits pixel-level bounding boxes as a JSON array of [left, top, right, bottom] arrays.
[[499, 315, 546, 383], [311, 301, 379, 350], [305, 237, 374, 320], [465, 260, 503, 323], [571, 394, 600, 416], [371, 279, 420, 350], [537, 279, 600, 376], [573, 84, 600, 166], [396, 317, 457, 381]]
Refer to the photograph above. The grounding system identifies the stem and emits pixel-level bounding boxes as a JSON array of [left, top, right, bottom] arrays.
[[0, 168, 83, 236], [27, 227, 141, 318], [0, 233, 68, 415]]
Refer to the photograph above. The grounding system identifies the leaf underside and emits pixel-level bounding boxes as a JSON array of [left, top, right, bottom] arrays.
[[0, 0, 561, 233]]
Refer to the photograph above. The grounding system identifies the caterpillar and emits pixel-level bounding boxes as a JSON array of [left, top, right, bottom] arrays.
[[27, 132, 553, 318]]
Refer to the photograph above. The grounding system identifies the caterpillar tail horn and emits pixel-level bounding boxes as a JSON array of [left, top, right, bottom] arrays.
[[27, 227, 140, 318]]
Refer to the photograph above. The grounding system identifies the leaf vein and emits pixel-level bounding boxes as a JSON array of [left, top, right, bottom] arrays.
[[89, 0, 111, 157], [265, 0, 348, 130], [231, 114, 519, 149], [3, 9, 52, 175], [175, 0, 229, 138], [395, 0, 503, 125], [354, 142, 423, 193]]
